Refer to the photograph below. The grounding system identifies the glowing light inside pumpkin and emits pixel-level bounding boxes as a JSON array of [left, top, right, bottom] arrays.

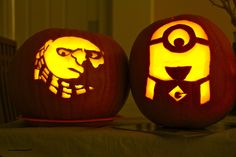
[[168, 29, 190, 47], [145, 77, 156, 99], [149, 43, 210, 81], [145, 20, 211, 105], [200, 80, 210, 104], [34, 36, 104, 98]]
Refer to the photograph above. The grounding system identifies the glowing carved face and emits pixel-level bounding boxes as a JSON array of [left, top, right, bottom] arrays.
[[34, 36, 104, 98], [145, 20, 211, 105]]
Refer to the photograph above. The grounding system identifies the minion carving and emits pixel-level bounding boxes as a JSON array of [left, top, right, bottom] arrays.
[[145, 20, 211, 105], [34, 36, 104, 98]]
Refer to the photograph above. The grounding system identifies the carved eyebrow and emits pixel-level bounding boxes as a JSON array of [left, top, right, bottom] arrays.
[[84, 49, 101, 53], [56, 47, 73, 52], [74, 48, 83, 51], [57, 47, 84, 53], [84, 49, 102, 54]]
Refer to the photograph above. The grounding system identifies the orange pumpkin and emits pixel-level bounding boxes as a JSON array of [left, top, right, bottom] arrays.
[[8, 28, 129, 125], [130, 15, 236, 128]]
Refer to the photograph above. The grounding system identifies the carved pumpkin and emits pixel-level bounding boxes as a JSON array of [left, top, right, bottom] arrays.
[[8, 28, 129, 124], [130, 15, 236, 128]]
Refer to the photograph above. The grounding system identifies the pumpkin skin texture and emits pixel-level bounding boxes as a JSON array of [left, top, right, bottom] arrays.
[[8, 28, 129, 122], [130, 15, 236, 128]]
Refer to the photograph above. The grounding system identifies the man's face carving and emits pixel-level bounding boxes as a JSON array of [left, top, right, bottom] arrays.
[[34, 36, 104, 98]]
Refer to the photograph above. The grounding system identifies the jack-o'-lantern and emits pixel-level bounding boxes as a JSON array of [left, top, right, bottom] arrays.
[[34, 37, 104, 98], [8, 28, 129, 125], [130, 15, 236, 128]]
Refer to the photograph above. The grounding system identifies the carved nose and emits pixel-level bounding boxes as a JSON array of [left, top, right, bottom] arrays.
[[71, 50, 86, 65], [165, 66, 191, 80]]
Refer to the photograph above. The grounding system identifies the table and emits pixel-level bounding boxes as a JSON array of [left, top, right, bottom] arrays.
[[0, 116, 236, 157]]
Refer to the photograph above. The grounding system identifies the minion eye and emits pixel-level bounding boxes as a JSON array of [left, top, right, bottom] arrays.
[[162, 24, 197, 53], [168, 28, 190, 48], [57, 48, 72, 56]]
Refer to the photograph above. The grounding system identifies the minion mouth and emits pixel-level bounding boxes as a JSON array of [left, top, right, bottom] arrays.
[[165, 66, 191, 80]]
